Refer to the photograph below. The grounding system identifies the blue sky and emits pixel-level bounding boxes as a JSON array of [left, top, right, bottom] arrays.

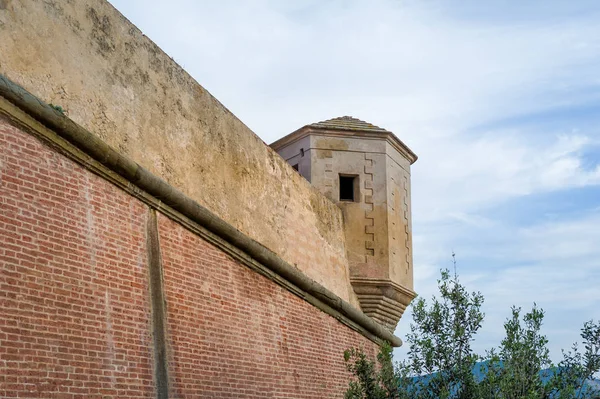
[[108, 0, 600, 362]]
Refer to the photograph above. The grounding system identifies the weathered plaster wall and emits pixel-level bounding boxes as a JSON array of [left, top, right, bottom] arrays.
[[0, 0, 358, 305]]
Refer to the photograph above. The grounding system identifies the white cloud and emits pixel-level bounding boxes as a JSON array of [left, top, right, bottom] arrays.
[[412, 131, 600, 224]]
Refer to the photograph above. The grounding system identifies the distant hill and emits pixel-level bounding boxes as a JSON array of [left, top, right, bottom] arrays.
[[411, 362, 600, 398]]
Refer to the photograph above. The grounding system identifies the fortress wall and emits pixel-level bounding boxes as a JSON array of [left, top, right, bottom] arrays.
[[0, 115, 378, 398], [0, 0, 358, 306]]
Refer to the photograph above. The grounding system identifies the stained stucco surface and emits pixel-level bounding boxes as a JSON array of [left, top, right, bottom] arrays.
[[0, 0, 359, 306]]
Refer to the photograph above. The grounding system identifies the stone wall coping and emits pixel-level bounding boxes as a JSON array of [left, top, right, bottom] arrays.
[[0, 73, 402, 347]]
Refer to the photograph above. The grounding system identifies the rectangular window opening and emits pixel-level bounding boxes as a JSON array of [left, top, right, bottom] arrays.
[[339, 175, 357, 202]]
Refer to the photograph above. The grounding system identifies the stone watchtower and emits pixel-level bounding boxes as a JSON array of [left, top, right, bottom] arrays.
[[271, 116, 418, 330]]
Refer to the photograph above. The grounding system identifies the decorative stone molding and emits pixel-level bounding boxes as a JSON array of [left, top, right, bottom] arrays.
[[350, 278, 417, 331]]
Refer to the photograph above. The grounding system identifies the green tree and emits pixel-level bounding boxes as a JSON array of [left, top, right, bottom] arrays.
[[406, 261, 484, 399], [551, 320, 600, 399], [344, 341, 414, 399], [344, 342, 402, 399], [344, 256, 600, 399], [345, 255, 485, 399], [479, 305, 552, 399]]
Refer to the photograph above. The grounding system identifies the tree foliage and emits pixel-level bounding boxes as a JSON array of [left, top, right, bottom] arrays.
[[551, 321, 600, 399], [479, 305, 552, 399], [406, 260, 484, 399], [344, 259, 600, 399]]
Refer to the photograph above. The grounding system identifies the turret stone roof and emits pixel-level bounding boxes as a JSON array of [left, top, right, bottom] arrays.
[[309, 116, 391, 134], [270, 115, 418, 164]]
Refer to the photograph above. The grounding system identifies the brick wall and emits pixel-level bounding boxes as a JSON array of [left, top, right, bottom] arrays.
[[0, 118, 154, 398], [159, 214, 376, 398], [0, 117, 378, 398]]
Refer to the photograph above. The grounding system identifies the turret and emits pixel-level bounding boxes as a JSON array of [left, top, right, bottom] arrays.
[[271, 116, 418, 330]]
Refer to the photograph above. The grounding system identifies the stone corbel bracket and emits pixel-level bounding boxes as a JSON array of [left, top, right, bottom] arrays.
[[350, 278, 417, 331]]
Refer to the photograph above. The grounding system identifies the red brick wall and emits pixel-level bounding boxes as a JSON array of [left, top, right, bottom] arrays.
[[159, 214, 376, 398], [0, 119, 154, 398], [0, 116, 378, 398]]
